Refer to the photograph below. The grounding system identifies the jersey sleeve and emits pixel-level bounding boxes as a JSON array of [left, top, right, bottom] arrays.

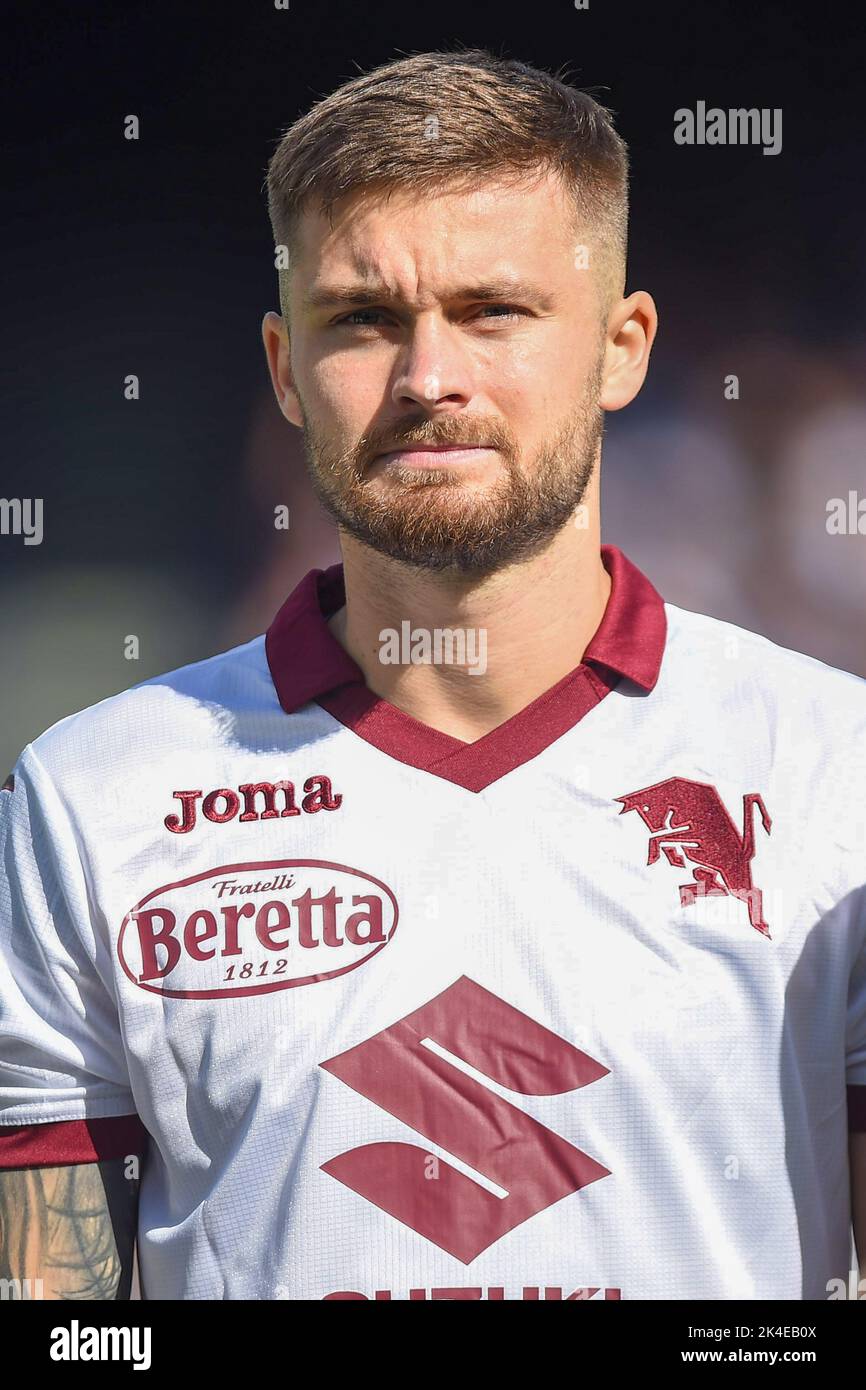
[[0, 743, 147, 1167], [846, 898, 866, 1132]]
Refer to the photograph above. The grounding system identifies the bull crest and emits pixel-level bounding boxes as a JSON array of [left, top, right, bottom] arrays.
[[616, 777, 772, 937]]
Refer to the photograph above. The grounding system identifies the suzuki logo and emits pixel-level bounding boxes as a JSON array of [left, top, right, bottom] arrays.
[[320, 976, 610, 1263]]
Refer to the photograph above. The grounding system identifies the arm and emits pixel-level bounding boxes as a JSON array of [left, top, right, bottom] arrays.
[[0, 752, 145, 1299], [0, 1157, 139, 1299]]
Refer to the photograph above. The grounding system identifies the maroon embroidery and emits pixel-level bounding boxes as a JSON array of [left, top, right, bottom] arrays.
[[322, 1285, 621, 1299], [164, 789, 203, 833], [118, 858, 397, 999], [164, 776, 342, 834], [320, 975, 610, 1263], [202, 789, 238, 824], [617, 777, 772, 936], [238, 781, 300, 822]]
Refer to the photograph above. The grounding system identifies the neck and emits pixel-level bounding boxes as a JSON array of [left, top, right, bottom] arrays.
[[328, 499, 611, 743]]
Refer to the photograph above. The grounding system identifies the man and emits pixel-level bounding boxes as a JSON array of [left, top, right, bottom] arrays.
[[1, 47, 865, 1301]]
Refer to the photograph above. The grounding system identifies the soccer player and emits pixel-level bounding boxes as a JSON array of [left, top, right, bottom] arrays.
[[2, 48, 865, 1301]]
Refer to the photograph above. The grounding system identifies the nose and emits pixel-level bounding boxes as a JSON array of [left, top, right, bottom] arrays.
[[390, 317, 475, 410]]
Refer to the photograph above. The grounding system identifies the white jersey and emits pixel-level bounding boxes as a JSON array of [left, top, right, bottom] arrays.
[[2, 544, 866, 1301]]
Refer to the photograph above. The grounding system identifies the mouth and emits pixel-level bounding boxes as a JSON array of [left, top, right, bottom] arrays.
[[372, 444, 498, 469]]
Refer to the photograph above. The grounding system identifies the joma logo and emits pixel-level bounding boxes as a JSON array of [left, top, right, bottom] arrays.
[[164, 776, 342, 834]]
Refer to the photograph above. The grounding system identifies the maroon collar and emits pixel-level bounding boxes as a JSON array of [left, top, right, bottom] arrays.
[[265, 544, 666, 792]]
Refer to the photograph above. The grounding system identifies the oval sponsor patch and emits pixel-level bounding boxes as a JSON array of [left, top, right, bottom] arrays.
[[118, 859, 399, 999]]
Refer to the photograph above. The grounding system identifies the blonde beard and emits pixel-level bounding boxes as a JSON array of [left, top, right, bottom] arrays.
[[301, 372, 605, 573]]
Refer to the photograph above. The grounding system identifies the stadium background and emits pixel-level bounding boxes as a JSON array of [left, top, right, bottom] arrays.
[[3, 0, 866, 784]]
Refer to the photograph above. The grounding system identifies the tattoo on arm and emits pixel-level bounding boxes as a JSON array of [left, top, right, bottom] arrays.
[[0, 1158, 139, 1300]]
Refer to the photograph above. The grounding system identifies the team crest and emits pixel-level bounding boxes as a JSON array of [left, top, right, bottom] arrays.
[[616, 777, 772, 937]]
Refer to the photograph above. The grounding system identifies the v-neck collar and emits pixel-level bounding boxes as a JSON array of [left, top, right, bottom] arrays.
[[265, 544, 666, 793]]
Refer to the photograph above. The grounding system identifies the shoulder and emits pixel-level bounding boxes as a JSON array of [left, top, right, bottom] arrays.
[[660, 601, 866, 800], [663, 600, 866, 713], [18, 634, 274, 788]]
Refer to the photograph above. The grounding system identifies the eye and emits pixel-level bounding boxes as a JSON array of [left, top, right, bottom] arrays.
[[335, 309, 390, 327], [474, 304, 526, 323], [333, 303, 529, 329]]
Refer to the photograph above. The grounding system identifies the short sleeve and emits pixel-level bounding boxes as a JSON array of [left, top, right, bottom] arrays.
[[0, 743, 143, 1150]]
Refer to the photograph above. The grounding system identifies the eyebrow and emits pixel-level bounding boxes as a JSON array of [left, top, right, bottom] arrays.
[[302, 278, 554, 312]]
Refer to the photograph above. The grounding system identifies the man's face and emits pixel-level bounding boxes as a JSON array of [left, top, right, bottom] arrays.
[[278, 172, 612, 573]]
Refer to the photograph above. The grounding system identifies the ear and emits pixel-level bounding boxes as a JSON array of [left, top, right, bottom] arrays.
[[261, 310, 304, 427], [599, 291, 659, 412]]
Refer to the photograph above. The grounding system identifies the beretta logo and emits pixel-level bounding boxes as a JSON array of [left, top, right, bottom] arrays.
[[118, 859, 398, 1000]]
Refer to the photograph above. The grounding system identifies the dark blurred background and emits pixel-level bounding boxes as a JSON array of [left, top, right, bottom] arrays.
[[3, 0, 865, 775]]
